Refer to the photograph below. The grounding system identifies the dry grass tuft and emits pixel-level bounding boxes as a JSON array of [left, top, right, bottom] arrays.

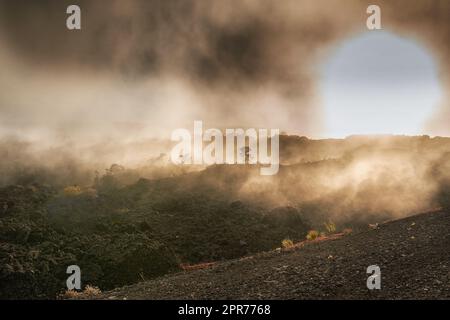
[[306, 230, 320, 241], [59, 285, 101, 299], [281, 239, 294, 249]]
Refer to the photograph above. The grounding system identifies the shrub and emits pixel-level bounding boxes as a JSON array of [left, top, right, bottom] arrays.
[[60, 289, 81, 299], [59, 285, 101, 299], [281, 239, 294, 249], [82, 285, 101, 297], [306, 230, 320, 241], [324, 221, 336, 233]]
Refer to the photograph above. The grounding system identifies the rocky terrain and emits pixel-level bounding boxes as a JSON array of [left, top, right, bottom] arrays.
[[98, 209, 450, 300], [1, 135, 449, 299]]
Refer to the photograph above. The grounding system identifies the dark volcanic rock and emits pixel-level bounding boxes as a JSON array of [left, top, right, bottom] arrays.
[[98, 210, 450, 300]]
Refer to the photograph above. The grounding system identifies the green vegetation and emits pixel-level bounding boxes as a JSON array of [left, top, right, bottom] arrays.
[[1, 135, 449, 299], [0, 175, 311, 299]]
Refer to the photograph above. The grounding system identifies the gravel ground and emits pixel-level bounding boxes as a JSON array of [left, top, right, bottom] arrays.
[[98, 210, 450, 300]]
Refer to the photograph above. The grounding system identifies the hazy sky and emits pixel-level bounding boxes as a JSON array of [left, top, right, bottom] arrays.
[[321, 31, 442, 137], [0, 0, 448, 143]]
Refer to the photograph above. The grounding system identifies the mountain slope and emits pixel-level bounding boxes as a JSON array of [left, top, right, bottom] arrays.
[[97, 209, 450, 300]]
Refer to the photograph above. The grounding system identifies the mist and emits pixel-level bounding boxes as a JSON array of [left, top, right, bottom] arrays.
[[0, 1, 449, 224], [0, 0, 449, 144]]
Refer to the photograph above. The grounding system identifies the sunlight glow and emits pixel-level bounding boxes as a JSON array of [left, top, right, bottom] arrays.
[[320, 31, 442, 138]]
